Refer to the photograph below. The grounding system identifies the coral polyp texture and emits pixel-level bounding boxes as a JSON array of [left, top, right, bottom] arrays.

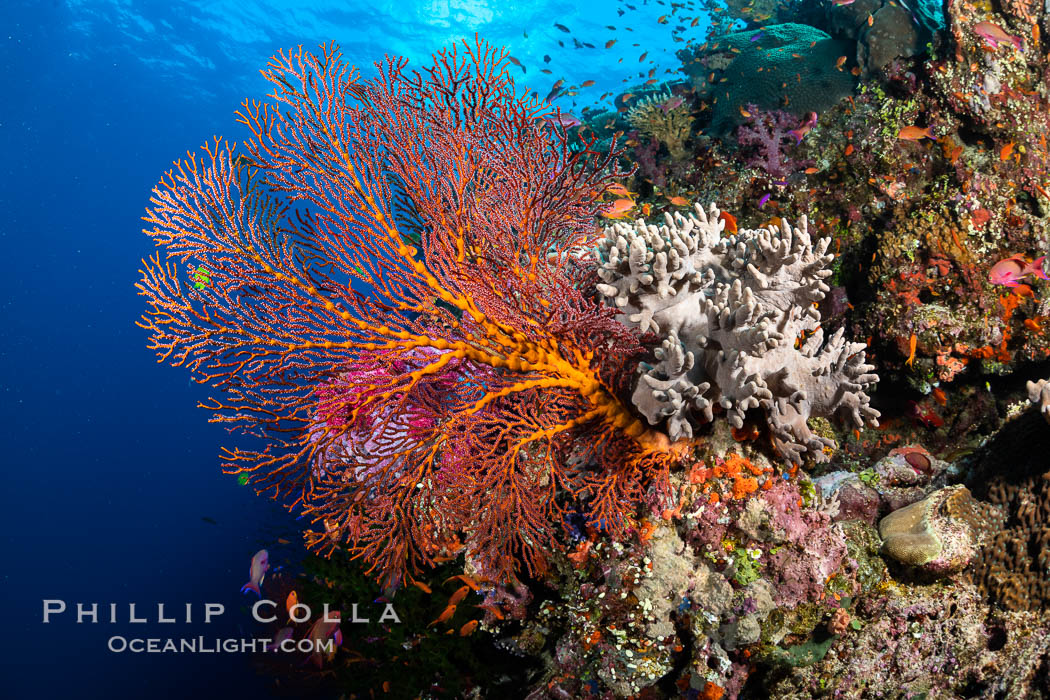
[[595, 204, 880, 464]]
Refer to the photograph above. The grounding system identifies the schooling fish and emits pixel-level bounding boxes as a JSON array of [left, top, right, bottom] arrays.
[[554, 23, 570, 33], [988, 254, 1048, 287], [975, 21, 1023, 51], [240, 549, 270, 596]]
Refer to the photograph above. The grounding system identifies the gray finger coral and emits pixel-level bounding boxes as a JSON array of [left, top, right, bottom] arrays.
[[1027, 378, 1050, 424], [595, 203, 879, 464]]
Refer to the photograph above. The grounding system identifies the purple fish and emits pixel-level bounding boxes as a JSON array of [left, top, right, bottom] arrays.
[[974, 21, 1023, 51], [661, 95, 685, 112], [758, 194, 771, 207], [750, 31, 764, 42], [240, 549, 269, 596], [265, 627, 294, 652], [543, 113, 582, 128], [789, 111, 819, 145], [988, 255, 1047, 287]]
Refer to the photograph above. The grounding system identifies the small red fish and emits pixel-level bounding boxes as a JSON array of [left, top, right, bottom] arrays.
[[447, 585, 471, 607], [906, 401, 944, 429], [898, 125, 936, 141], [429, 604, 457, 626], [459, 620, 479, 636], [719, 210, 737, 234]]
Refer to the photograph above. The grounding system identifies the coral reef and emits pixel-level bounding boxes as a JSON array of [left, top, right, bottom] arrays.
[[595, 203, 879, 464], [678, 23, 856, 134]]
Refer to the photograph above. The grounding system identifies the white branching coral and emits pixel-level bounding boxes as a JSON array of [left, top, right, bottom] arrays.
[[595, 203, 880, 464], [1028, 378, 1050, 424]]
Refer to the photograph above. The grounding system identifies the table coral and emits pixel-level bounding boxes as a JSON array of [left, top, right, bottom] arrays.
[[595, 203, 879, 464], [677, 23, 856, 134]]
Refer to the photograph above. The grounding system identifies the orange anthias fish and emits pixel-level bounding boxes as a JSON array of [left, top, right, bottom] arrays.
[[899, 125, 937, 141], [447, 585, 471, 607], [459, 620, 479, 636], [286, 590, 299, 617], [668, 195, 689, 206], [719, 210, 737, 233], [601, 198, 637, 218], [605, 183, 635, 198], [430, 604, 457, 626], [1000, 142, 1015, 160]]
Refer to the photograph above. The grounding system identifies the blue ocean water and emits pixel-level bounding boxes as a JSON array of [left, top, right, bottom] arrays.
[[0, 1, 707, 697]]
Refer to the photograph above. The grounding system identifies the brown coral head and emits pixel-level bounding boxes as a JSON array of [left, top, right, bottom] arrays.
[[878, 485, 979, 574], [879, 497, 941, 566]]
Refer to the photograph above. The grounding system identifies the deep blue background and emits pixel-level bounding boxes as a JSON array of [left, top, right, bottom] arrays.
[[0, 1, 708, 697]]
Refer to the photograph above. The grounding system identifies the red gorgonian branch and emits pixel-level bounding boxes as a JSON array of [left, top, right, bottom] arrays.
[[137, 39, 683, 586]]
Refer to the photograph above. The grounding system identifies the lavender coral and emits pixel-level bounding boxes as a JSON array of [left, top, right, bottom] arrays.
[[595, 203, 880, 463], [735, 105, 808, 178]]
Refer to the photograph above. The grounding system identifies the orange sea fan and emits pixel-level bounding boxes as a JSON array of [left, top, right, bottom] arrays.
[[136, 39, 682, 586]]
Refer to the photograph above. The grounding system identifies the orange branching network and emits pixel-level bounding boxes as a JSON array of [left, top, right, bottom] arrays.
[[137, 39, 695, 585]]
